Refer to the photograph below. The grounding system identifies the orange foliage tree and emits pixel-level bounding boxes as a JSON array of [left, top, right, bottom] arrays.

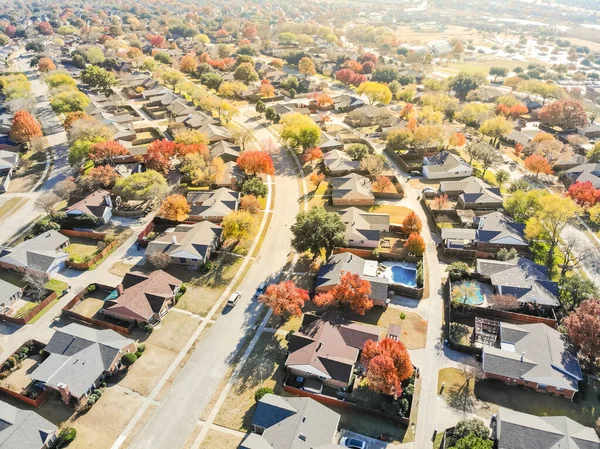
[[64, 111, 91, 129], [89, 140, 129, 165], [237, 151, 275, 176], [373, 175, 392, 192], [524, 154, 552, 178], [9, 110, 43, 144], [302, 147, 323, 164], [311, 92, 333, 108], [179, 54, 198, 73], [399, 103, 414, 119], [448, 132, 466, 148], [158, 194, 191, 221], [239, 195, 261, 214], [38, 57, 56, 72], [313, 271, 373, 315], [259, 280, 309, 317], [405, 232, 425, 256], [361, 338, 414, 396], [402, 211, 422, 235], [83, 165, 119, 189], [513, 142, 523, 157], [310, 172, 325, 189], [259, 78, 275, 98], [145, 139, 177, 173]]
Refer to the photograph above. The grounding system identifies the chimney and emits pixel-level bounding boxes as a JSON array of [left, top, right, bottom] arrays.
[[56, 383, 71, 405], [172, 236, 177, 245], [521, 351, 525, 362]]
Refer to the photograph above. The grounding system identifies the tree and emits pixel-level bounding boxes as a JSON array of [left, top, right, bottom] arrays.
[[480, 115, 513, 146], [525, 195, 580, 269], [218, 80, 247, 98], [448, 132, 467, 149], [433, 193, 449, 210], [36, 21, 54, 36], [413, 125, 445, 151], [175, 130, 209, 146], [404, 233, 425, 256], [35, 193, 59, 216], [63, 111, 89, 128], [447, 261, 470, 280], [86, 46, 105, 64], [371, 175, 392, 193], [449, 72, 486, 99], [489, 66, 508, 82], [503, 189, 547, 222], [538, 99, 588, 130], [113, 170, 168, 201], [23, 271, 49, 301], [180, 154, 224, 187], [233, 62, 258, 83], [259, 281, 309, 317], [301, 147, 323, 165], [50, 90, 90, 113], [179, 54, 197, 73], [356, 81, 392, 105], [259, 78, 275, 98], [121, 353, 137, 367], [265, 107, 280, 124], [361, 338, 414, 396], [38, 57, 55, 72], [314, 271, 373, 315], [403, 211, 422, 235], [83, 165, 119, 189], [474, 143, 503, 176], [524, 154, 552, 178], [291, 207, 346, 258], [9, 110, 42, 144], [80, 65, 116, 96], [222, 210, 256, 241], [559, 273, 598, 312], [241, 176, 268, 197], [255, 100, 266, 116], [237, 151, 275, 176], [386, 129, 414, 151], [310, 173, 325, 190], [89, 140, 129, 165], [280, 113, 320, 150], [239, 195, 261, 214], [158, 194, 190, 221], [495, 169, 510, 190], [488, 294, 519, 310], [588, 142, 600, 163], [360, 154, 385, 175], [450, 434, 492, 449], [564, 299, 600, 369], [453, 419, 491, 440], [568, 181, 600, 208], [146, 252, 172, 270], [54, 178, 77, 200], [298, 57, 316, 77]]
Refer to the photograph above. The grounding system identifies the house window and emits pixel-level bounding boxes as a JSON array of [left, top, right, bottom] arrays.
[[538, 384, 548, 389], [179, 258, 186, 264]]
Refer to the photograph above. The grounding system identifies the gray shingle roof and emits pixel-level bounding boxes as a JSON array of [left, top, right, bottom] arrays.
[[338, 207, 389, 244], [331, 174, 373, 201], [146, 222, 222, 261], [0, 400, 57, 449], [423, 151, 472, 175], [0, 279, 22, 305], [323, 150, 360, 173], [0, 231, 69, 273], [440, 177, 502, 205], [186, 188, 239, 220]]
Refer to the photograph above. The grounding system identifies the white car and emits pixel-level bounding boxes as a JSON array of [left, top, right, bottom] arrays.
[[340, 437, 367, 449], [227, 291, 242, 307]]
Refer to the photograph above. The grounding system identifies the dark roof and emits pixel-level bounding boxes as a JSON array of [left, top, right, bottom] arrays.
[[0, 401, 57, 449]]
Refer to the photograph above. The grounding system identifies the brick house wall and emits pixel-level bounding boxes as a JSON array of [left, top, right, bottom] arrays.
[[332, 198, 375, 206], [483, 372, 575, 399]]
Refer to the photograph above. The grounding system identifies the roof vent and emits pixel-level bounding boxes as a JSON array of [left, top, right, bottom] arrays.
[[172, 236, 177, 244], [521, 351, 525, 362], [299, 433, 306, 441]]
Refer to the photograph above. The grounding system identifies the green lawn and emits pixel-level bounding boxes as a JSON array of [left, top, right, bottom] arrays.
[[65, 236, 100, 262], [45, 279, 68, 296], [439, 58, 546, 76]]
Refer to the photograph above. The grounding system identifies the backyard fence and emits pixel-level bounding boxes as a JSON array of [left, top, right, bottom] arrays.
[[0, 290, 57, 325], [65, 238, 119, 270], [0, 385, 48, 407], [59, 229, 107, 240]]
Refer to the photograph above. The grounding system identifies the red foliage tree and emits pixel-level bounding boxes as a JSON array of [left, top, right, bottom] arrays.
[[176, 143, 209, 158], [404, 232, 425, 256], [9, 110, 42, 144], [567, 181, 600, 208], [335, 68, 355, 84], [524, 154, 552, 178], [301, 147, 323, 164], [358, 52, 377, 65], [84, 165, 119, 189], [513, 142, 523, 157], [400, 103, 414, 119], [199, 52, 211, 63], [242, 23, 257, 40], [237, 151, 275, 176], [402, 211, 422, 235], [373, 175, 392, 192], [259, 280, 309, 316], [538, 99, 588, 130], [496, 103, 511, 117], [344, 59, 363, 73], [509, 104, 528, 118], [361, 338, 414, 396], [349, 73, 367, 86], [361, 61, 375, 74], [89, 140, 129, 165], [216, 29, 228, 38], [144, 139, 177, 173], [36, 21, 54, 35], [563, 298, 600, 369], [148, 34, 166, 48], [448, 132, 466, 148], [4, 25, 16, 38], [313, 271, 373, 315], [310, 172, 324, 188]]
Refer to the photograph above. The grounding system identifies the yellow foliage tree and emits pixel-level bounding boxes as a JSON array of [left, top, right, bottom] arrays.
[[356, 81, 392, 105], [158, 194, 191, 221]]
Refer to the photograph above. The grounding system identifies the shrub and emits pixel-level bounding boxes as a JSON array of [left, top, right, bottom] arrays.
[[87, 285, 96, 292], [135, 351, 143, 358], [416, 260, 423, 288], [447, 262, 470, 280], [87, 394, 99, 405], [121, 352, 137, 367], [6, 357, 17, 369], [254, 387, 274, 402], [241, 177, 268, 197], [179, 284, 187, 294], [137, 344, 146, 353], [32, 218, 60, 235], [92, 389, 103, 397], [56, 427, 77, 448]]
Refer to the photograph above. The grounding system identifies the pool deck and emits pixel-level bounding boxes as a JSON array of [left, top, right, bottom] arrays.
[[380, 261, 418, 287]]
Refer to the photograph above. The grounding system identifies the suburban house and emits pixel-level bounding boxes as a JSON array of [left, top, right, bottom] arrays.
[[317, 252, 390, 306], [199, 124, 233, 143], [476, 257, 560, 308], [577, 123, 600, 139], [0, 231, 70, 277], [440, 177, 503, 210], [0, 400, 57, 449], [331, 173, 374, 206], [241, 394, 343, 449], [173, 111, 218, 130], [422, 151, 473, 179], [318, 133, 344, 152], [145, 222, 223, 267], [186, 188, 239, 222], [210, 140, 240, 163], [103, 270, 182, 325], [66, 190, 114, 225], [285, 313, 381, 389], [338, 207, 390, 249], [496, 408, 600, 449], [216, 161, 244, 188], [562, 163, 600, 188], [440, 211, 527, 255], [0, 147, 19, 193], [333, 94, 365, 112], [552, 153, 588, 171], [30, 323, 135, 404], [481, 322, 582, 399], [428, 39, 453, 55], [323, 149, 360, 175], [0, 277, 23, 312]]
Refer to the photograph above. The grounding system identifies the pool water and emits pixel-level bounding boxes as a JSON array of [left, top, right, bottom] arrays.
[[389, 265, 417, 287], [454, 281, 485, 305]]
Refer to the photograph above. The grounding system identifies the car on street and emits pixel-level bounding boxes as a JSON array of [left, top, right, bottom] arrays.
[[255, 282, 267, 296], [409, 170, 421, 177], [341, 437, 368, 449], [227, 291, 242, 307]]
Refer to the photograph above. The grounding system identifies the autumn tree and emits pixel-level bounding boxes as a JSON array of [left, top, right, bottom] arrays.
[[113, 170, 168, 201], [448, 132, 467, 149], [567, 181, 600, 208], [310, 172, 325, 189], [280, 113, 320, 150], [89, 140, 129, 165], [480, 115, 513, 146], [359, 154, 385, 176], [314, 271, 373, 315], [237, 151, 275, 176], [174, 130, 209, 146], [38, 57, 55, 72], [433, 193, 449, 210], [524, 154, 552, 178], [259, 78, 275, 98], [239, 195, 261, 214], [564, 299, 600, 370], [356, 81, 392, 105], [361, 338, 414, 396], [404, 232, 425, 256], [297, 57, 316, 77], [301, 147, 323, 165], [35, 193, 60, 216], [372, 175, 392, 192], [83, 165, 119, 189], [291, 207, 346, 258], [403, 211, 422, 235], [538, 99, 588, 130], [158, 194, 191, 221], [222, 210, 256, 241], [9, 110, 42, 144], [179, 54, 197, 73], [233, 62, 259, 83], [259, 281, 309, 317]]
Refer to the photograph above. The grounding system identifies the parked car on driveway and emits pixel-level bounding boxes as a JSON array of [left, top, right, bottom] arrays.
[[227, 291, 242, 307], [341, 437, 368, 449], [422, 187, 438, 196]]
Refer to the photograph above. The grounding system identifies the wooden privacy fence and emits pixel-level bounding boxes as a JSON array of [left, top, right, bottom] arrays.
[[0, 291, 57, 325], [65, 239, 119, 270]]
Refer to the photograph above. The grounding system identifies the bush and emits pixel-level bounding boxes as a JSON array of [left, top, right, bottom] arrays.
[[87, 285, 96, 292], [453, 418, 490, 440], [137, 344, 146, 353], [201, 261, 212, 272], [6, 357, 17, 369], [416, 260, 423, 288], [179, 284, 187, 294], [92, 389, 103, 397], [135, 351, 143, 358], [87, 394, 99, 406], [56, 427, 77, 448], [18, 346, 29, 357], [447, 262, 470, 280], [254, 387, 274, 402], [121, 352, 137, 367], [241, 177, 268, 197], [32, 218, 60, 235]]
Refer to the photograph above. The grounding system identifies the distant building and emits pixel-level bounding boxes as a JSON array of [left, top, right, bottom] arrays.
[[422, 151, 473, 179]]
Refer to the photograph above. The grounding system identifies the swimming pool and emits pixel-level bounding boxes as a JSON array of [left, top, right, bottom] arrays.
[[380, 262, 418, 287], [453, 281, 485, 306]]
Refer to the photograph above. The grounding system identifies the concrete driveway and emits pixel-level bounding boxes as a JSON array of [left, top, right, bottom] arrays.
[[338, 429, 405, 449]]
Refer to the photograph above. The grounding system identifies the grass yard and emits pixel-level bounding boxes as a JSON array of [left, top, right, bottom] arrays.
[[72, 298, 105, 318], [45, 279, 68, 296], [0, 197, 27, 223], [175, 255, 243, 317], [108, 261, 137, 277], [65, 236, 101, 262], [438, 58, 543, 76], [214, 333, 288, 432], [199, 430, 244, 449], [26, 297, 60, 324], [369, 204, 412, 225]]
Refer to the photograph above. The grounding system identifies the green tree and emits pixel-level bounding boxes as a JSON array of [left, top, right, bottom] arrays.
[[453, 419, 490, 440], [480, 115, 513, 145], [503, 189, 548, 223], [291, 207, 346, 258], [80, 65, 116, 96], [241, 177, 268, 197], [233, 62, 259, 83], [474, 142, 503, 176], [489, 66, 508, 82], [559, 273, 598, 312], [50, 90, 90, 113], [356, 81, 392, 105], [280, 113, 320, 149], [449, 72, 486, 99], [113, 170, 168, 201], [450, 434, 493, 449], [495, 169, 510, 190], [86, 46, 105, 64]]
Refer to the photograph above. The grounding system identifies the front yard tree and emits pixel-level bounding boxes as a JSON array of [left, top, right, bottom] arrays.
[[538, 99, 588, 130], [83, 165, 119, 189], [241, 176, 268, 197], [448, 72, 486, 99], [9, 110, 42, 144], [265, 107, 280, 124], [298, 57, 316, 77], [495, 169, 510, 190], [290, 207, 346, 258], [359, 154, 385, 175], [80, 65, 117, 96], [474, 142, 503, 177], [23, 271, 48, 301], [402, 211, 422, 235], [259, 280, 309, 317], [356, 81, 392, 105], [361, 338, 414, 396], [453, 418, 491, 441], [567, 181, 600, 208], [523, 154, 552, 179], [179, 54, 197, 73], [158, 194, 191, 221], [280, 113, 320, 150], [559, 273, 598, 312], [448, 132, 467, 149], [89, 140, 129, 165], [564, 298, 600, 370], [35, 193, 59, 217], [233, 62, 259, 83], [222, 210, 256, 242], [233, 128, 255, 152], [147, 252, 172, 270], [480, 115, 513, 146], [237, 151, 275, 176], [255, 100, 266, 116], [113, 170, 168, 201], [38, 57, 55, 72], [404, 232, 425, 256], [450, 434, 493, 449], [314, 271, 373, 315]]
